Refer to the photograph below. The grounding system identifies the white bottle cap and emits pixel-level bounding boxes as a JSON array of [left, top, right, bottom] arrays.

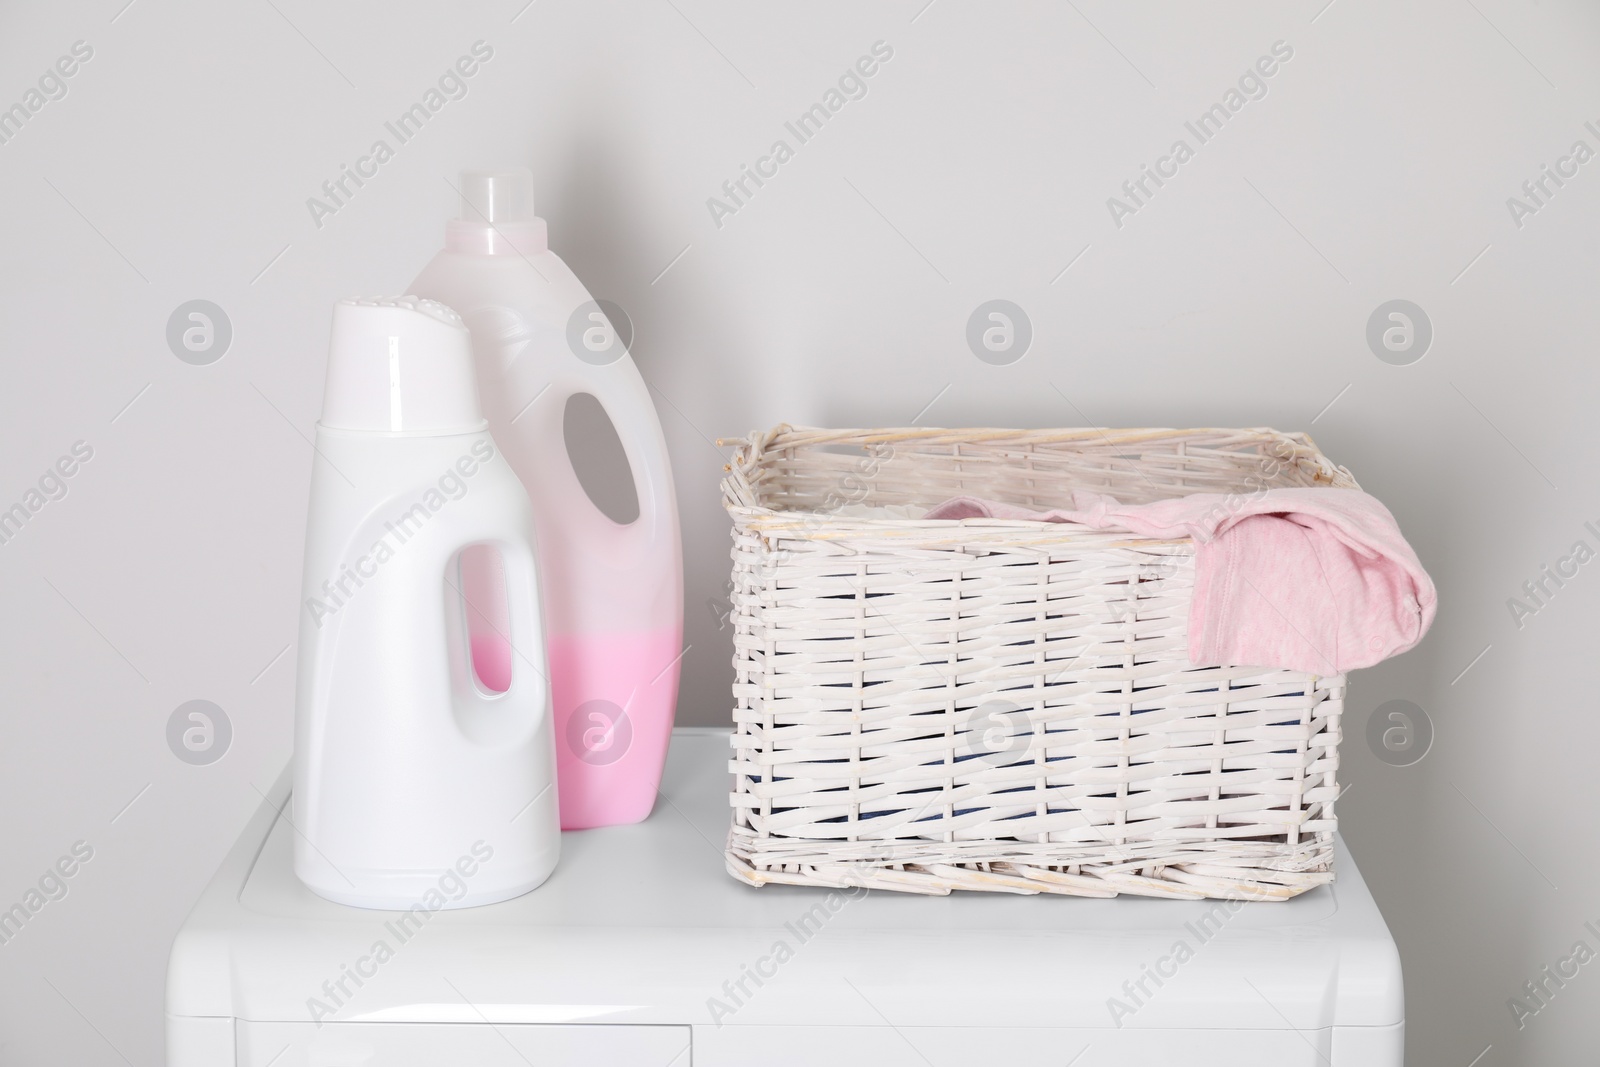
[[320, 296, 485, 434], [447, 169, 548, 255], [460, 169, 535, 223]]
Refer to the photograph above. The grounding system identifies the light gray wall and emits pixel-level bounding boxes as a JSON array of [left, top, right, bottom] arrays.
[[1, 1, 1595, 1063]]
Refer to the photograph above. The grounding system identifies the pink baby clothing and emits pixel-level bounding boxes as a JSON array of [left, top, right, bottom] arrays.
[[923, 488, 1435, 674]]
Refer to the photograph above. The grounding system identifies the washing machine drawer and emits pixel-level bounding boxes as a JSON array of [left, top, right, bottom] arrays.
[[236, 1020, 691, 1066], [690, 1022, 1403, 1067]]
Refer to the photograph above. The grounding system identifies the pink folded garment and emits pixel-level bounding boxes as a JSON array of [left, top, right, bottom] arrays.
[[923, 488, 1435, 674]]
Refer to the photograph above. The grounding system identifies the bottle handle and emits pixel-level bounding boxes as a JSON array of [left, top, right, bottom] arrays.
[[543, 360, 679, 563], [448, 535, 548, 744]]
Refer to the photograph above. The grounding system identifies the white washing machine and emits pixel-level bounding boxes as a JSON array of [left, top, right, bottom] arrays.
[[167, 728, 1404, 1065]]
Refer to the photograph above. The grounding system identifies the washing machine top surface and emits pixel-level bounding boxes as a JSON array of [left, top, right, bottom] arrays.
[[170, 729, 1401, 1036]]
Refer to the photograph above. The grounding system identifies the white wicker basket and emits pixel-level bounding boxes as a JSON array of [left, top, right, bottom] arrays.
[[720, 426, 1359, 901]]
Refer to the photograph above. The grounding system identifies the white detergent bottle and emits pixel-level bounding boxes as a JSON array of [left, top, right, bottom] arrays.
[[409, 170, 683, 830], [293, 295, 559, 909]]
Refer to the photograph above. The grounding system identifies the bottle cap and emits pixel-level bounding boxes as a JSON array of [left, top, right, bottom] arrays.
[[446, 168, 548, 255], [320, 296, 485, 434], [460, 169, 534, 222]]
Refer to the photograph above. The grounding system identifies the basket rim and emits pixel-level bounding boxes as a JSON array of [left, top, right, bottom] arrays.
[[719, 424, 1360, 536]]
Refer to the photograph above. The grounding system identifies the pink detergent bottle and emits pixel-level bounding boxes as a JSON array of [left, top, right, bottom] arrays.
[[409, 169, 682, 829]]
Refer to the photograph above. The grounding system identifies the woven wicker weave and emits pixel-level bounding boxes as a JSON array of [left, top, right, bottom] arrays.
[[720, 426, 1359, 900]]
